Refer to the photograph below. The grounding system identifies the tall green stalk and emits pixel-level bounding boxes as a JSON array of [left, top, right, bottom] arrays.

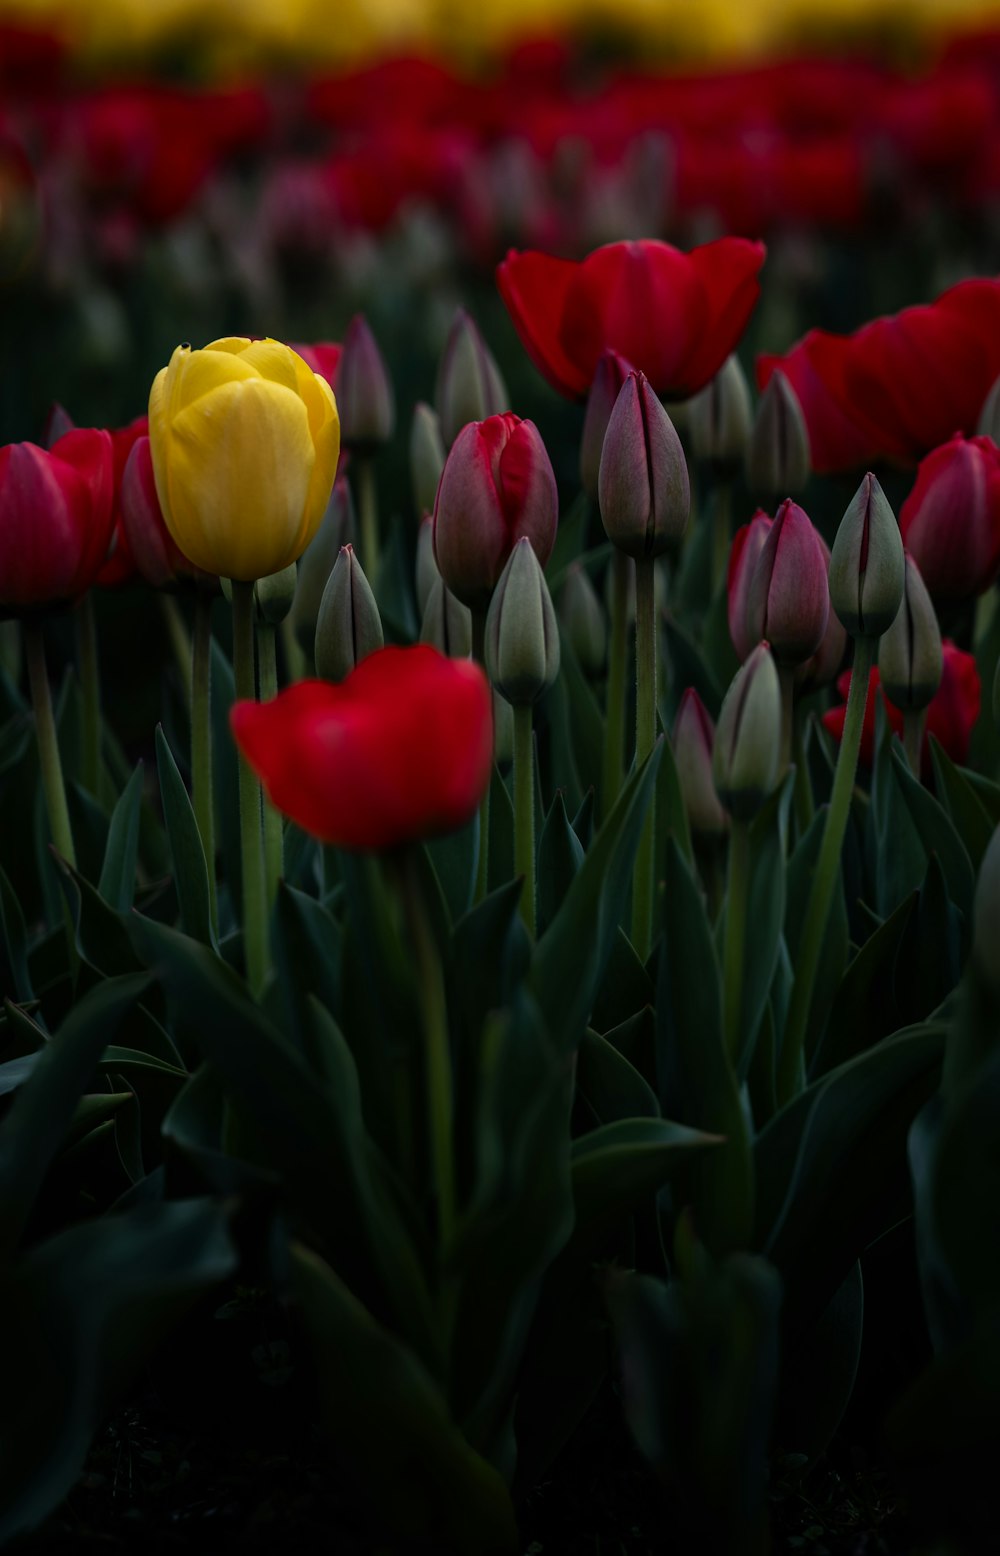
[[512, 702, 536, 936], [603, 550, 631, 821], [903, 710, 925, 777], [231, 580, 268, 996], [777, 637, 875, 1102], [356, 457, 380, 583], [792, 706, 814, 838], [631, 556, 657, 961], [472, 611, 491, 902], [76, 593, 101, 795], [711, 482, 732, 590], [191, 589, 217, 932], [160, 595, 193, 710], [23, 619, 76, 871], [257, 619, 283, 904], [722, 819, 750, 1064]]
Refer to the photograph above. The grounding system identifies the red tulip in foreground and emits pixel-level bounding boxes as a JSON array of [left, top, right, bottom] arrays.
[[0, 428, 114, 611], [230, 645, 493, 850], [497, 236, 765, 401], [899, 434, 1000, 601]]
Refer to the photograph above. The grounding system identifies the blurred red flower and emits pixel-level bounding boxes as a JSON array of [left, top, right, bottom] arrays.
[[822, 640, 981, 770], [899, 434, 1000, 601], [0, 429, 114, 611]]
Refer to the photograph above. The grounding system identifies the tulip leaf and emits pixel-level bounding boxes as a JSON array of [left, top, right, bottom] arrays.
[[2, 998, 46, 1058], [776, 1259, 864, 1462], [544, 492, 589, 585], [290, 1241, 519, 1555], [931, 1039, 1000, 1322], [426, 814, 479, 924], [653, 717, 693, 872], [569, 1117, 720, 1259], [809, 891, 916, 1077], [662, 615, 724, 722], [889, 745, 975, 921], [97, 761, 144, 912], [869, 707, 927, 917], [209, 639, 240, 922], [929, 737, 996, 870], [732, 775, 794, 1079], [555, 632, 605, 810], [529, 742, 662, 1053], [0, 710, 31, 777], [785, 796, 849, 1070], [537, 789, 584, 933], [578, 1027, 661, 1123], [155, 726, 216, 948], [57, 858, 143, 977], [269, 882, 341, 1047], [590, 925, 654, 1033], [0, 972, 150, 1257], [0, 865, 32, 1005], [487, 763, 515, 891], [0, 1199, 237, 1544]]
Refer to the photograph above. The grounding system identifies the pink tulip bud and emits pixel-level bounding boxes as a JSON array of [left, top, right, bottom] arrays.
[[899, 434, 1000, 602], [433, 412, 558, 610], [120, 436, 198, 588], [336, 314, 395, 450], [580, 349, 632, 502], [743, 498, 829, 666], [598, 370, 690, 560], [727, 510, 773, 662], [796, 531, 846, 690], [673, 688, 728, 837]]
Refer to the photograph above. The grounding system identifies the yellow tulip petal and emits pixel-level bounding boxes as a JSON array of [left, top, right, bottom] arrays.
[[206, 336, 255, 356], [147, 365, 175, 535], [291, 353, 338, 444], [175, 347, 258, 410], [298, 389, 342, 553], [235, 339, 302, 392]]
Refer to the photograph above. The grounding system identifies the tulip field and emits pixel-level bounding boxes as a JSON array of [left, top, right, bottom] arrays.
[[6, 4, 1000, 1554]]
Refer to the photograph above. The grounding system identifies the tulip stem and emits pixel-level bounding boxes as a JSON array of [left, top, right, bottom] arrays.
[[712, 482, 732, 589], [281, 615, 307, 684], [231, 580, 268, 997], [160, 596, 193, 710], [722, 819, 751, 1064], [357, 457, 380, 584], [778, 636, 875, 1103], [191, 590, 218, 934], [23, 620, 76, 872], [257, 621, 284, 905], [603, 550, 631, 821], [792, 707, 815, 837], [778, 666, 795, 776], [472, 611, 491, 902], [903, 710, 925, 777], [631, 556, 657, 962], [76, 594, 101, 797], [513, 703, 536, 936], [397, 849, 455, 1254]]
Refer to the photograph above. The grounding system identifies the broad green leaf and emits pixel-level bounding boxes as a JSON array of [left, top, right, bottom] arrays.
[[57, 858, 142, 977], [653, 716, 693, 874], [426, 814, 479, 925], [0, 866, 32, 1005], [776, 1260, 863, 1461], [577, 1027, 660, 1123], [270, 882, 341, 1050], [155, 726, 216, 947], [537, 790, 584, 934], [97, 762, 144, 912], [889, 745, 974, 921], [784, 794, 848, 1071], [662, 614, 723, 723], [554, 631, 605, 812], [569, 1117, 719, 1261], [729, 776, 794, 1079], [810, 892, 916, 1076], [929, 737, 995, 869]]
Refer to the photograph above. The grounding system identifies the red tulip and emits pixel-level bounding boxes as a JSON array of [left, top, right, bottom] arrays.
[[96, 415, 148, 588], [744, 498, 829, 666], [289, 342, 342, 386], [433, 412, 558, 609], [497, 237, 765, 401], [899, 434, 1000, 601], [822, 640, 980, 771], [120, 435, 201, 588], [230, 645, 493, 850], [758, 277, 1000, 471], [0, 429, 114, 612]]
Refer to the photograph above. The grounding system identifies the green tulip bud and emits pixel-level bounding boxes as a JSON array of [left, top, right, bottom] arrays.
[[485, 536, 560, 705], [712, 642, 782, 820], [829, 472, 905, 640], [256, 561, 298, 626], [745, 369, 811, 498], [688, 355, 752, 473], [420, 576, 472, 658], [337, 314, 395, 450], [410, 401, 446, 517], [878, 552, 943, 712], [598, 371, 690, 560], [434, 308, 509, 447], [314, 543, 383, 682], [558, 562, 606, 677], [290, 475, 357, 653], [415, 512, 440, 617]]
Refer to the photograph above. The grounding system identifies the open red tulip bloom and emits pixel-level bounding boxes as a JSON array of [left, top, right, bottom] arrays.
[[230, 645, 493, 851], [758, 277, 1000, 472], [497, 237, 766, 401]]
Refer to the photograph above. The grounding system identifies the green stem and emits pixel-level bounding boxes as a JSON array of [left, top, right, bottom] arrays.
[[603, 550, 631, 821], [0, 620, 21, 684], [191, 590, 218, 933], [76, 593, 101, 795], [472, 611, 491, 902], [257, 621, 283, 905], [631, 556, 657, 961], [722, 819, 751, 1064], [778, 636, 876, 1102], [281, 614, 307, 683], [23, 619, 76, 870], [903, 709, 925, 778], [397, 849, 455, 1253], [160, 595, 193, 710], [792, 705, 815, 838], [513, 702, 536, 936], [712, 482, 732, 590], [778, 665, 794, 776], [231, 580, 268, 997], [357, 457, 380, 583]]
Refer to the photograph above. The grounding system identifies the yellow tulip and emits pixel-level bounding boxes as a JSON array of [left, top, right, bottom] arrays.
[[148, 337, 340, 582]]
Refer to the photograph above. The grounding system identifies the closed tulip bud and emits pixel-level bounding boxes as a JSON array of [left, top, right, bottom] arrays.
[[973, 823, 1000, 994], [727, 511, 773, 662], [485, 536, 560, 705], [336, 315, 395, 450], [899, 434, 1000, 602], [599, 371, 690, 560], [674, 688, 728, 837], [0, 430, 114, 612], [315, 544, 383, 682], [434, 309, 510, 447], [558, 563, 606, 677], [580, 349, 632, 502], [977, 373, 1000, 442], [744, 498, 829, 666], [410, 402, 446, 518], [256, 562, 298, 626], [434, 413, 558, 611], [829, 472, 905, 640], [746, 369, 811, 498], [713, 643, 782, 820], [415, 513, 440, 617], [688, 354, 752, 473], [290, 474, 357, 652], [420, 576, 472, 658], [878, 553, 943, 713], [120, 435, 199, 588], [148, 337, 340, 582]]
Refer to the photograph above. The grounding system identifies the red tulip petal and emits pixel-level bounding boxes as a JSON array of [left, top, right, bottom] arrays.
[[496, 248, 588, 399]]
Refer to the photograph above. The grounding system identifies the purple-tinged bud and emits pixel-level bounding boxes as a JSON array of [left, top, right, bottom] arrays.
[[899, 434, 1000, 602], [580, 349, 632, 502], [829, 472, 904, 640], [878, 552, 942, 713], [291, 474, 357, 652], [336, 314, 395, 450], [433, 413, 558, 611], [434, 309, 509, 448], [485, 536, 560, 705], [558, 562, 606, 677], [746, 369, 811, 498], [120, 435, 198, 588], [713, 643, 782, 821], [410, 401, 446, 519], [688, 354, 752, 474], [420, 576, 472, 658], [674, 688, 728, 838], [598, 371, 690, 560], [314, 543, 383, 682], [42, 403, 75, 450], [727, 511, 773, 663], [744, 498, 829, 667]]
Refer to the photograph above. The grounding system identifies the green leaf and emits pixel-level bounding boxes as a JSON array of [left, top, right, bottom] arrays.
[[734, 776, 794, 1078], [889, 744, 975, 921], [537, 790, 584, 934], [776, 1261, 864, 1463], [577, 1026, 660, 1123], [155, 726, 216, 947], [291, 1241, 518, 1555], [809, 892, 916, 1076], [929, 737, 996, 870], [530, 743, 662, 1053], [590, 926, 654, 1033], [269, 882, 341, 1051], [785, 795, 848, 1070], [0, 865, 32, 1006], [57, 858, 143, 977], [426, 814, 479, 925], [487, 762, 514, 892], [0, 972, 150, 1256], [931, 1040, 1000, 1322], [570, 1117, 720, 1261], [653, 716, 693, 873], [662, 615, 723, 722], [0, 1199, 236, 1544], [555, 631, 605, 811], [97, 762, 144, 912]]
